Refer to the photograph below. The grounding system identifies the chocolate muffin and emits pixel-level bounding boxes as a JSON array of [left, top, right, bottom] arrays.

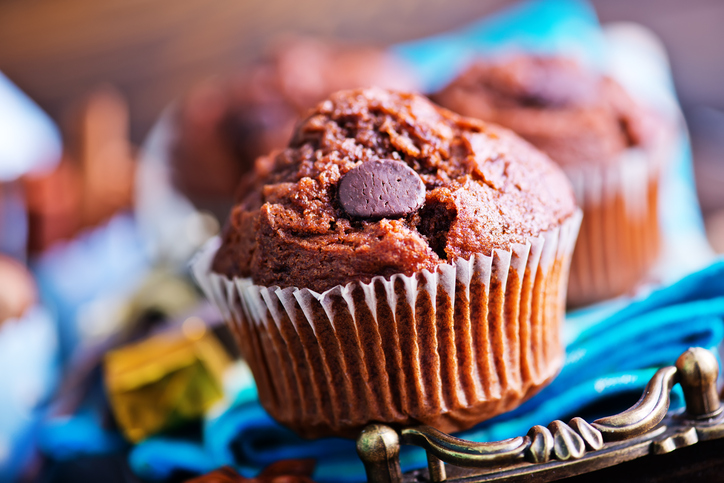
[[196, 87, 581, 438], [433, 56, 667, 306], [171, 38, 418, 219]]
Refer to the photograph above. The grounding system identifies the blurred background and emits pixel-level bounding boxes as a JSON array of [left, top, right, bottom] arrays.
[[1, 0, 724, 248]]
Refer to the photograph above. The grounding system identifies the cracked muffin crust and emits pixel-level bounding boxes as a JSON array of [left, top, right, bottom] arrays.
[[212, 87, 577, 293], [432, 56, 657, 168]]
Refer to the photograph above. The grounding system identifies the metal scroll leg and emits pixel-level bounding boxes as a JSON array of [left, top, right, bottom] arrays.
[[427, 452, 446, 482], [676, 347, 722, 419], [357, 424, 402, 483]]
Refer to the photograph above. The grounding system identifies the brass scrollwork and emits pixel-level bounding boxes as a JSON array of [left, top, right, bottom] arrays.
[[356, 347, 724, 483], [524, 425, 553, 464], [400, 426, 529, 467], [568, 417, 603, 451], [547, 420, 585, 461], [591, 365, 677, 441]]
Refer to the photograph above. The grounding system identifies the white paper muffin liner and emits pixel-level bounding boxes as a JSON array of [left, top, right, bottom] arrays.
[[193, 211, 582, 438], [565, 135, 669, 306]]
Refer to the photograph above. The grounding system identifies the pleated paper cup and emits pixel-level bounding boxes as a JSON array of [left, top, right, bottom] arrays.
[[193, 211, 582, 438], [565, 133, 670, 307]]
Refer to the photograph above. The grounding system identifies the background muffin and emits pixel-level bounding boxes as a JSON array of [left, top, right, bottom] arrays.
[[171, 38, 418, 220], [433, 56, 668, 306], [197, 87, 581, 438]]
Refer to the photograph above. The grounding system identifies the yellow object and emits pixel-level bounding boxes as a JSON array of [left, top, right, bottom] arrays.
[[104, 318, 231, 443]]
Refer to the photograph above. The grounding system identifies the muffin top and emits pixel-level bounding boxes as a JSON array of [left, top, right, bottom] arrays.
[[432, 56, 656, 167], [212, 88, 576, 292], [171, 38, 417, 213]]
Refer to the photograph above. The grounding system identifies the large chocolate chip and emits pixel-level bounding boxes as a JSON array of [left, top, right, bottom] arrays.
[[338, 159, 425, 219]]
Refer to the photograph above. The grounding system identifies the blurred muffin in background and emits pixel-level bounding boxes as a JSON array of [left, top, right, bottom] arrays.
[[170, 37, 419, 220], [434, 55, 669, 306]]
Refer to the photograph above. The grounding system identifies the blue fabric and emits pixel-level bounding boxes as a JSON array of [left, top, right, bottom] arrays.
[[129, 438, 216, 481], [125, 259, 724, 482], [37, 413, 126, 460]]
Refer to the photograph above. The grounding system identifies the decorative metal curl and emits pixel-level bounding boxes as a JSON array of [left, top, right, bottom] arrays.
[[591, 366, 678, 441], [400, 426, 529, 467]]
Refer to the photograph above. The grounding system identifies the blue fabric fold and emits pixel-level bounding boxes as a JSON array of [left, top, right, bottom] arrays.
[[37, 413, 126, 460], [129, 438, 215, 481]]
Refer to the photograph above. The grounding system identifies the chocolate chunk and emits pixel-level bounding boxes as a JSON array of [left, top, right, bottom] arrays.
[[338, 159, 425, 219]]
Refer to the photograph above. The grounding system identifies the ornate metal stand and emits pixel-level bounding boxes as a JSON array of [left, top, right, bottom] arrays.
[[356, 347, 724, 483]]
